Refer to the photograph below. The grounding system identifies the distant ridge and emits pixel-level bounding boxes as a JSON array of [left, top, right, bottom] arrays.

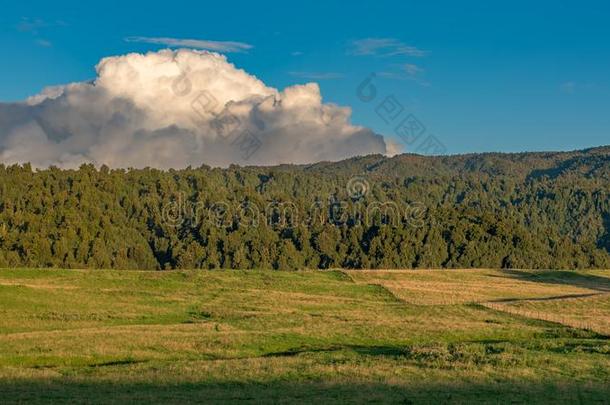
[[0, 145, 609, 270]]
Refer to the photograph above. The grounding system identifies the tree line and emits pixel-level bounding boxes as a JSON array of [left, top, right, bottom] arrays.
[[1, 147, 609, 270]]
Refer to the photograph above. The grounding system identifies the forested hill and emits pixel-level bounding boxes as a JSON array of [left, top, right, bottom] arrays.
[[1, 146, 609, 270]]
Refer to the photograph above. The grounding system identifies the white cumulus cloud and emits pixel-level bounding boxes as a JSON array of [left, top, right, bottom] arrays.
[[0, 49, 389, 169]]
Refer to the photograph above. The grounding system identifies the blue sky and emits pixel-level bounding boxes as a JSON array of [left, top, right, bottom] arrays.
[[1, 0, 609, 155]]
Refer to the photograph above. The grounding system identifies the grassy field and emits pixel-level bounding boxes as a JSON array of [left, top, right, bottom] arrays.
[[348, 269, 610, 335], [0, 268, 609, 404]]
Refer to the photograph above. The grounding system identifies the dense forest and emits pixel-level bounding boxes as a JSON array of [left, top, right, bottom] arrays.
[[1, 146, 609, 270]]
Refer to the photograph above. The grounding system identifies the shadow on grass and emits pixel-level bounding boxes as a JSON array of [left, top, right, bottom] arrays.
[[489, 292, 606, 303], [263, 344, 409, 358], [0, 379, 608, 404], [497, 270, 610, 292]]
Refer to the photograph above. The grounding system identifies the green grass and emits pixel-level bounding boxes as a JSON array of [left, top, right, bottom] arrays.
[[1, 268, 609, 404]]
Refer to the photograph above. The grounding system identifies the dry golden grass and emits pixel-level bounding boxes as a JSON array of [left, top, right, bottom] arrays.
[[484, 294, 610, 335], [347, 269, 610, 335], [346, 269, 604, 305]]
